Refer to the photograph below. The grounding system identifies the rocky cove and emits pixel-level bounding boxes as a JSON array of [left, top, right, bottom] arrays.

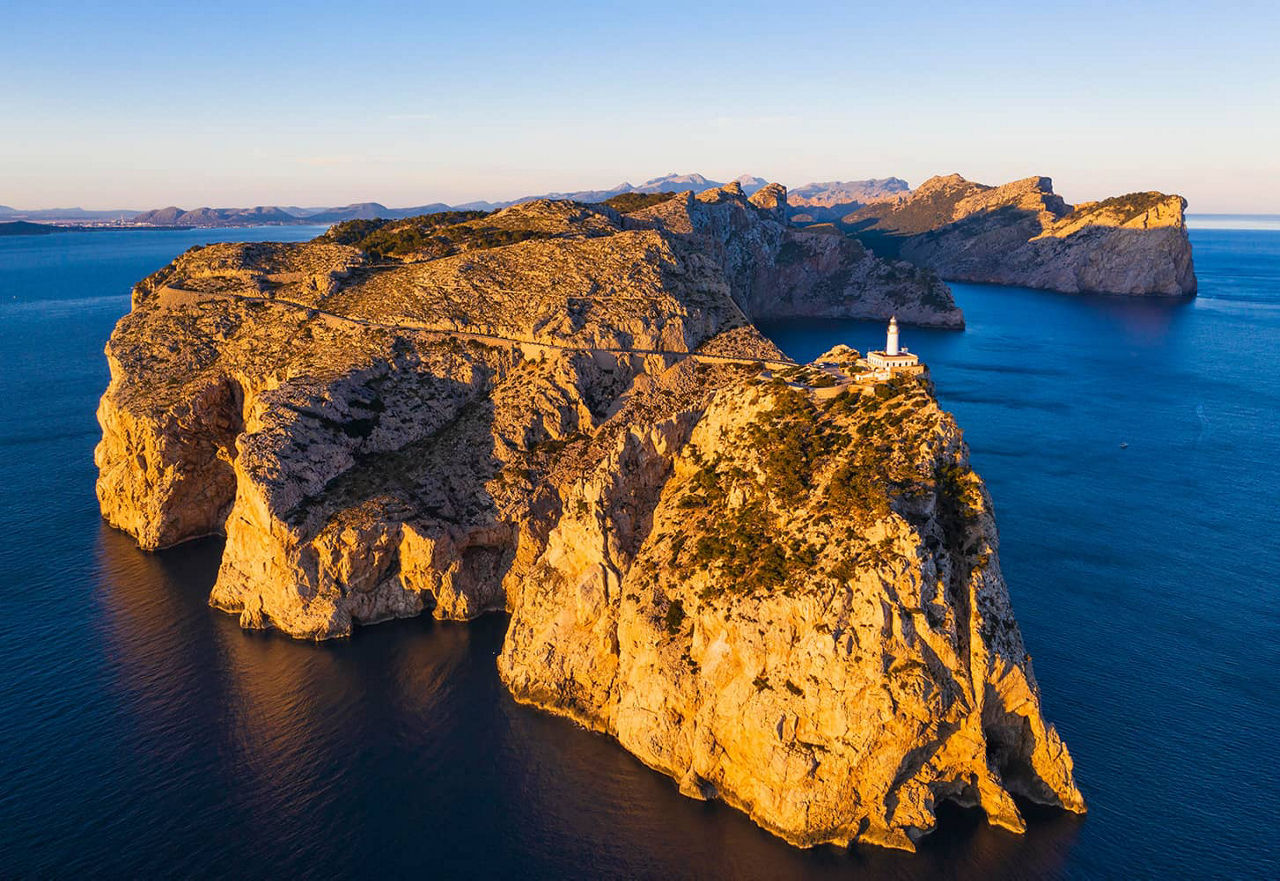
[[93, 183, 1093, 850]]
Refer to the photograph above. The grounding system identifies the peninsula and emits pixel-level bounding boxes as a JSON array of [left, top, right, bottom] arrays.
[[845, 174, 1197, 296], [95, 183, 1082, 851]]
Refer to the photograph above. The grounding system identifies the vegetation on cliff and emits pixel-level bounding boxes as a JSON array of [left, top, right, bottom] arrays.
[[601, 191, 678, 214], [94, 184, 1074, 852], [664, 377, 944, 598], [1056, 190, 1180, 227], [317, 210, 548, 259]]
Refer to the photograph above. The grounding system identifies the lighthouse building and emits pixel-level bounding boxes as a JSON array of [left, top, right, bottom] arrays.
[[865, 317, 921, 373]]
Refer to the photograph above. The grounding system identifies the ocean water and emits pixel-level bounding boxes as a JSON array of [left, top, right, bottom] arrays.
[[1188, 214, 1280, 231], [1, 226, 1278, 879]]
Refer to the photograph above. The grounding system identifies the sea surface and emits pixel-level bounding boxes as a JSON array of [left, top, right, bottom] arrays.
[[2, 224, 1278, 879]]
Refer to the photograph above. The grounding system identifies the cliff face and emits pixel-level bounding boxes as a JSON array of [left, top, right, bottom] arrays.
[[847, 174, 1197, 296], [632, 183, 961, 328], [498, 377, 1084, 849], [94, 186, 1082, 850]]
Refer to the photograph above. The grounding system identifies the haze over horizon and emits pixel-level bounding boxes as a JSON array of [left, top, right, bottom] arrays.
[[5, 1, 1278, 213]]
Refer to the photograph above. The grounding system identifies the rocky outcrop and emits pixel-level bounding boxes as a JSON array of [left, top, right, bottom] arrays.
[[847, 174, 1197, 296], [498, 377, 1084, 849], [630, 183, 962, 328], [94, 191, 1080, 851]]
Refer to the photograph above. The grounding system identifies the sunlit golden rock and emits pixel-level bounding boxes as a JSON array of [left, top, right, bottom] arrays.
[[847, 174, 1196, 295], [93, 191, 1081, 850]]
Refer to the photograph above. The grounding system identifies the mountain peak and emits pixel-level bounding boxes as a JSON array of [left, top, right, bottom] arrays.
[[640, 172, 713, 188]]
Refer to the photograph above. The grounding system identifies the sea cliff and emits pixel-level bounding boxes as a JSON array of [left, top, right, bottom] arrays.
[[847, 174, 1197, 296], [95, 184, 1082, 850]]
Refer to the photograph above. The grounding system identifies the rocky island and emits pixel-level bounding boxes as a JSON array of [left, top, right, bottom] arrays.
[[846, 174, 1197, 296], [95, 182, 1083, 851]]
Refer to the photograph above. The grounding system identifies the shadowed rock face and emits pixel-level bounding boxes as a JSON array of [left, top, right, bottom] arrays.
[[630, 183, 962, 328], [847, 174, 1197, 296], [93, 186, 1083, 851]]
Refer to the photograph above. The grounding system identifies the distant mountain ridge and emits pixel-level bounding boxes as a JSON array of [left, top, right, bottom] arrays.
[[7, 173, 912, 228], [129, 201, 461, 228], [787, 177, 910, 221], [499, 172, 752, 208], [0, 205, 139, 222]]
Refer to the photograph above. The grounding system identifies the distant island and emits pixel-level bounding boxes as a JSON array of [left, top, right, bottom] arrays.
[[94, 182, 1084, 852], [0, 221, 63, 236]]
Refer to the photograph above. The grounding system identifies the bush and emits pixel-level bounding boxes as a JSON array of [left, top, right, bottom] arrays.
[[936, 463, 979, 551], [321, 218, 390, 246], [316, 210, 545, 260], [602, 191, 678, 214], [664, 599, 686, 633]]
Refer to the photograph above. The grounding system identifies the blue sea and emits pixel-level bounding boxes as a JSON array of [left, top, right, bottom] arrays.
[[1, 224, 1278, 879]]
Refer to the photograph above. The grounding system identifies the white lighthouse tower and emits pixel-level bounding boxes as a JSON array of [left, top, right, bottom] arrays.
[[885, 315, 900, 356], [865, 315, 921, 374]]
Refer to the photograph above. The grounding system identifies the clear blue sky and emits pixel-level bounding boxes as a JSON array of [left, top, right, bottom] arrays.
[[3, 0, 1277, 212]]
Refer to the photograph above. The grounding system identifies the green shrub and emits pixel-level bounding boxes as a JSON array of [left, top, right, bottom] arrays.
[[664, 599, 687, 633], [316, 209, 555, 260], [668, 533, 687, 566], [602, 191, 678, 213], [321, 218, 390, 246]]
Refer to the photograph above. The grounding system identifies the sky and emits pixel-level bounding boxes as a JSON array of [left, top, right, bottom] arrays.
[[3, 1, 1278, 212]]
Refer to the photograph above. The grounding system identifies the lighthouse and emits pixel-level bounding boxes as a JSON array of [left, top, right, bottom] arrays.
[[865, 316, 921, 374]]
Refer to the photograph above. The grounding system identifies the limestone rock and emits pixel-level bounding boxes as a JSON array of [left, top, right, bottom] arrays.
[[499, 379, 1085, 849], [93, 193, 1078, 851], [631, 183, 963, 328], [847, 174, 1196, 296]]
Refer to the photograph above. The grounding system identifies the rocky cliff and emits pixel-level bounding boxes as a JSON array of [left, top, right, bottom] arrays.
[[95, 184, 1083, 851], [847, 174, 1197, 296], [498, 374, 1085, 849], [627, 183, 961, 328]]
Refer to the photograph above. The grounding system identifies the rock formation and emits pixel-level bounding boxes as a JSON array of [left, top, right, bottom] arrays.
[[498, 374, 1085, 849], [626, 183, 961, 328], [95, 184, 1084, 851], [846, 174, 1197, 296]]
